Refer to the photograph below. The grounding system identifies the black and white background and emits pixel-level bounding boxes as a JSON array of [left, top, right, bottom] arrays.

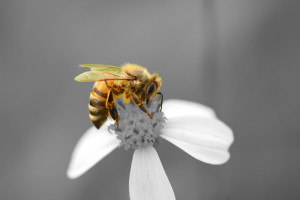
[[1, 0, 300, 199]]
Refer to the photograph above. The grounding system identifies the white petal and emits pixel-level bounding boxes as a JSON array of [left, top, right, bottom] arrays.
[[67, 122, 121, 179], [129, 146, 176, 200], [163, 99, 216, 119], [161, 116, 234, 165]]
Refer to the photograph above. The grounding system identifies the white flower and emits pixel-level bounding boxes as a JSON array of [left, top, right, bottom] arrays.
[[67, 99, 234, 200]]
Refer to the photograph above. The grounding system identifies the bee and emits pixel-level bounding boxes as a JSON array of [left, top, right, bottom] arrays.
[[75, 63, 163, 129]]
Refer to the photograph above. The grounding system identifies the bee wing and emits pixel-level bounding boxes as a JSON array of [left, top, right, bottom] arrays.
[[75, 71, 133, 82], [79, 64, 122, 74]]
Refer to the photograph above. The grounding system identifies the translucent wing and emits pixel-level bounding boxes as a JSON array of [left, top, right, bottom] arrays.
[[75, 71, 133, 82], [79, 64, 122, 74]]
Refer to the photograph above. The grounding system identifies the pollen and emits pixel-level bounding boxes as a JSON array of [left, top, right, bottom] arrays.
[[108, 97, 166, 150]]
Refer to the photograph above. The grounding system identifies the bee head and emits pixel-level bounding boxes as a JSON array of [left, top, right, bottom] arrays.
[[146, 73, 162, 106]]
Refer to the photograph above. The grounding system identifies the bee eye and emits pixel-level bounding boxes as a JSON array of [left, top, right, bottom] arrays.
[[146, 82, 156, 96]]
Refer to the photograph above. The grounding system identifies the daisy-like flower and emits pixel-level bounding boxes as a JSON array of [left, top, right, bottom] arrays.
[[67, 98, 234, 200]]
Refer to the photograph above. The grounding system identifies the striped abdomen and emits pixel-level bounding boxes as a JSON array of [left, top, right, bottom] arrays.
[[89, 81, 109, 129]]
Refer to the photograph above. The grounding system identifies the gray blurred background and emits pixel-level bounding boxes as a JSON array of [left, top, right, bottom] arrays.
[[1, 0, 300, 199]]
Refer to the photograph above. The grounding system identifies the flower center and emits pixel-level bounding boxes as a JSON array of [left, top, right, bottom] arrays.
[[108, 97, 166, 150]]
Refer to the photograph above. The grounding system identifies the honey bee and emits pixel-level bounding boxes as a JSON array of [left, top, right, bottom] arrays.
[[75, 63, 163, 129]]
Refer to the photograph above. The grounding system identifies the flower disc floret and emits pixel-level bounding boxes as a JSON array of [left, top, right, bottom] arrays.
[[108, 99, 166, 150]]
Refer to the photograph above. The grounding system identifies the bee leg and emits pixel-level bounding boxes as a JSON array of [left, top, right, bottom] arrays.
[[109, 107, 120, 129], [157, 92, 163, 111], [139, 104, 153, 119], [106, 88, 114, 108], [107, 88, 120, 128], [130, 94, 153, 119]]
